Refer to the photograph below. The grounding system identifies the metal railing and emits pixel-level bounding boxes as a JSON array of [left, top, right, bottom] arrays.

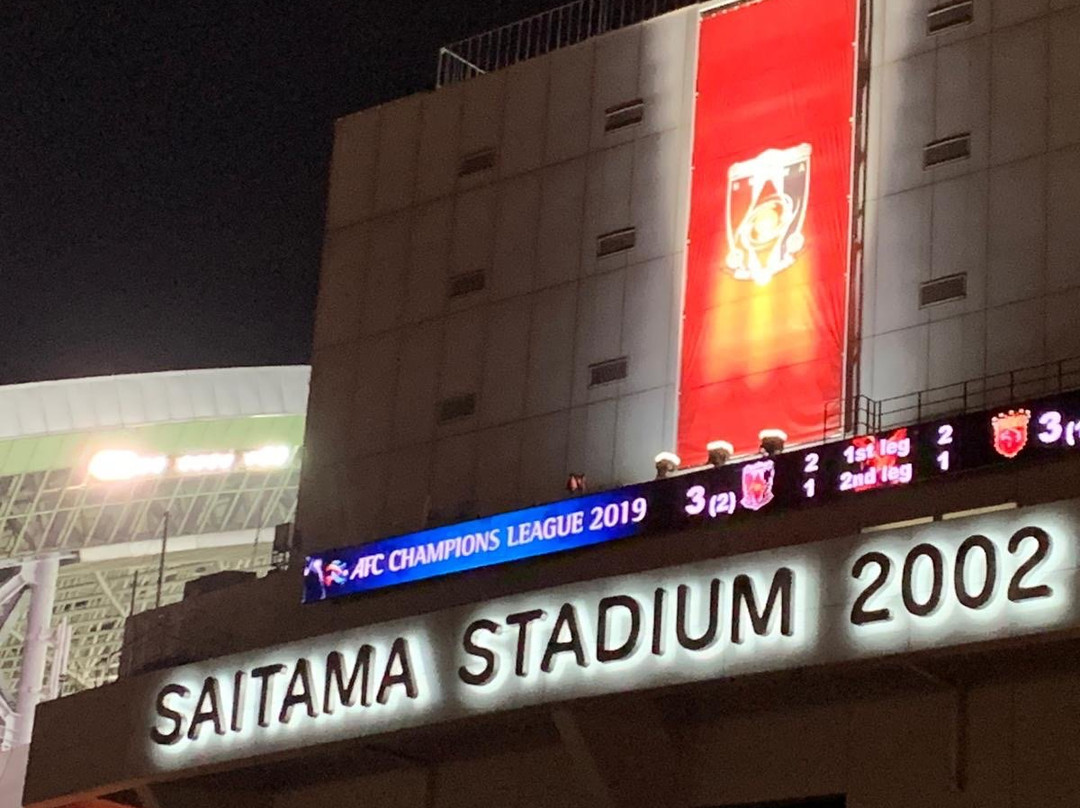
[[437, 0, 698, 87], [874, 356, 1080, 429], [821, 356, 1080, 441], [822, 394, 880, 443]]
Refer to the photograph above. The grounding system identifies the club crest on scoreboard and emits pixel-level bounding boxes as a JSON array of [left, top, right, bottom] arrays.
[[992, 409, 1031, 458], [725, 143, 811, 285], [741, 460, 776, 511]]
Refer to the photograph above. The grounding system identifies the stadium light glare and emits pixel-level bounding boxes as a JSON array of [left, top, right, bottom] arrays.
[[88, 449, 168, 482], [175, 452, 236, 474], [242, 445, 292, 470], [89, 444, 296, 481]]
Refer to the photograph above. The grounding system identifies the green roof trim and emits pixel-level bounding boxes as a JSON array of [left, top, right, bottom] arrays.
[[0, 414, 305, 477]]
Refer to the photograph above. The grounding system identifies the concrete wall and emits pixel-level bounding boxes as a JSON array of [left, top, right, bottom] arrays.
[[265, 675, 1080, 808], [33, 456, 1080, 805], [27, 667, 1080, 808], [301, 9, 698, 553], [302, 0, 1080, 555], [860, 0, 1080, 401]]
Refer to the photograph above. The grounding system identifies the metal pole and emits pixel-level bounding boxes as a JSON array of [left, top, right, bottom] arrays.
[[250, 499, 265, 568], [155, 511, 169, 609], [128, 568, 139, 617], [14, 555, 60, 746]]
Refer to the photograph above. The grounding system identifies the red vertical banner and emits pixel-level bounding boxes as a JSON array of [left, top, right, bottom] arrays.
[[679, 0, 858, 463]]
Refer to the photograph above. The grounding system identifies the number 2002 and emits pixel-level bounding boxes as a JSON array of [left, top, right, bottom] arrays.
[[850, 527, 1053, 626]]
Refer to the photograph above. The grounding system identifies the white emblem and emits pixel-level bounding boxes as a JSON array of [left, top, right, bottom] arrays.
[[725, 143, 811, 285]]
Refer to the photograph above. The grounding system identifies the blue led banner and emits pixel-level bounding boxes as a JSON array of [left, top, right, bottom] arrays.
[[302, 486, 652, 602]]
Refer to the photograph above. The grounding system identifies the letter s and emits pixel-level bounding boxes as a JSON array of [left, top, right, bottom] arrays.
[[150, 683, 191, 745], [458, 619, 501, 686]]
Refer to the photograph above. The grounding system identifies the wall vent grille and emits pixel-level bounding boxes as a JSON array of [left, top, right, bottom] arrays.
[[923, 133, 971, 168], [920, 274, 967, 307], [597, 227, 636, 257], [437, 393, 477, 423], [927, 1, 974, 34], [458, 149, 496, 176], [604, 100, 645, 132], [449, 270, 486, 297], [589, 357, 629, 387]]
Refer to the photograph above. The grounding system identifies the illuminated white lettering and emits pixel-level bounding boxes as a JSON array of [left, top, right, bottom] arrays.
[[388, 549, 406, 572], [349, 554, 385, 580], [1039, 411, 1063, 443]]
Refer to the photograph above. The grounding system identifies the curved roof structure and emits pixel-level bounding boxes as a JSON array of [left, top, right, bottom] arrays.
[[0, 365, 309, 440], [0, 366, 310, 696]]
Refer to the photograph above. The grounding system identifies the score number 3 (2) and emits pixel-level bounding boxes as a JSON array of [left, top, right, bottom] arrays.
[[936, 424, 953, 471]]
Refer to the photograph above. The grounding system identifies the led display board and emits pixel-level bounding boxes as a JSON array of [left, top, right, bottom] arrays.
[[302, 487, 654, 602], [306, 388, 1080, 603], [678, 0, 860, 461], [154, 502, 1080, 774]]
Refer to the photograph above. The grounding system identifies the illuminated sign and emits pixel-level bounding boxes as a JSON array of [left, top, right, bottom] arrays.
[[302, 486, 653, 602], [152, 502, 1080, 770], [87, 445, 294, 482], [307, 388, 1080, 603], [679, 0, 860, 461]]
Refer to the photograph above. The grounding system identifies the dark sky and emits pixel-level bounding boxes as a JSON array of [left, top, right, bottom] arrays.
[[0, 0, 554, 385]]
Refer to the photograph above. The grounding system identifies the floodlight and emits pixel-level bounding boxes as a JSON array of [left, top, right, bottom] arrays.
[[654, 451, 681, 479], [706, 440, 734, 467], [758, 429, 788, 457]]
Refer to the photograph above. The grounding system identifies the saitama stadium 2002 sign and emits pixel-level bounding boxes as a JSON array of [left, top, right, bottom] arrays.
[[149, 502, 1080, 770], [678, 0, 859, 462]]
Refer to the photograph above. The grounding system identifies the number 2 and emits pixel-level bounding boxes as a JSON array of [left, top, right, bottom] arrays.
[[803, 452, 819, 473]]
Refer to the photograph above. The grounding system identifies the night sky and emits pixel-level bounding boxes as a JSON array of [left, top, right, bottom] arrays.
[[0, 0, 554, 385]]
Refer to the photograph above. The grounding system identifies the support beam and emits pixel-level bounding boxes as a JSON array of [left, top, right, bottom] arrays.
[[552, 696, 688, 808], [136, 783, 163, 808], [0, 592, 27, 649], [14, 556, 60, 746], [552, 708, 618, 808], [94, 571, 129, 618], [904, 662, 968, 792]]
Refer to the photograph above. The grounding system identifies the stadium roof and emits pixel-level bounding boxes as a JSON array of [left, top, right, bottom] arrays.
[[0, 367, 310, 479], [0, 365, 309, 440], [0, 366, 311, 696]]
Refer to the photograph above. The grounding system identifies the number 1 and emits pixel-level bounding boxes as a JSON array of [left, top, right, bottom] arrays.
[[937, 450, 950, 471]]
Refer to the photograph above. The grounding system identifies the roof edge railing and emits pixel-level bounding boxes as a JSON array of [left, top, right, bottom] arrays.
[[869, 356, 1080, 431], [436, 0, 700, 87], [815, 355, 1080, 450], [670, 355, 1080, 479]]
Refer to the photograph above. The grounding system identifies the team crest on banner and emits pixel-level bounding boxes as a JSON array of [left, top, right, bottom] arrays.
[[726, 144, 811, 285], [992, 409, 1031, 459], [740, 460, 776, 511]]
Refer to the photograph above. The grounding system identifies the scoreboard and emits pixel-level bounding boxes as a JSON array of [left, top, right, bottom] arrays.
[[304, 389, 1080, 602], [652, 389, 1077, 532]]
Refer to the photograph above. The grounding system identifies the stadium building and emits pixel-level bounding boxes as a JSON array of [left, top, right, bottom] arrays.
[[22, 1, 1080, 807], [0, 366, 308, 801]]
